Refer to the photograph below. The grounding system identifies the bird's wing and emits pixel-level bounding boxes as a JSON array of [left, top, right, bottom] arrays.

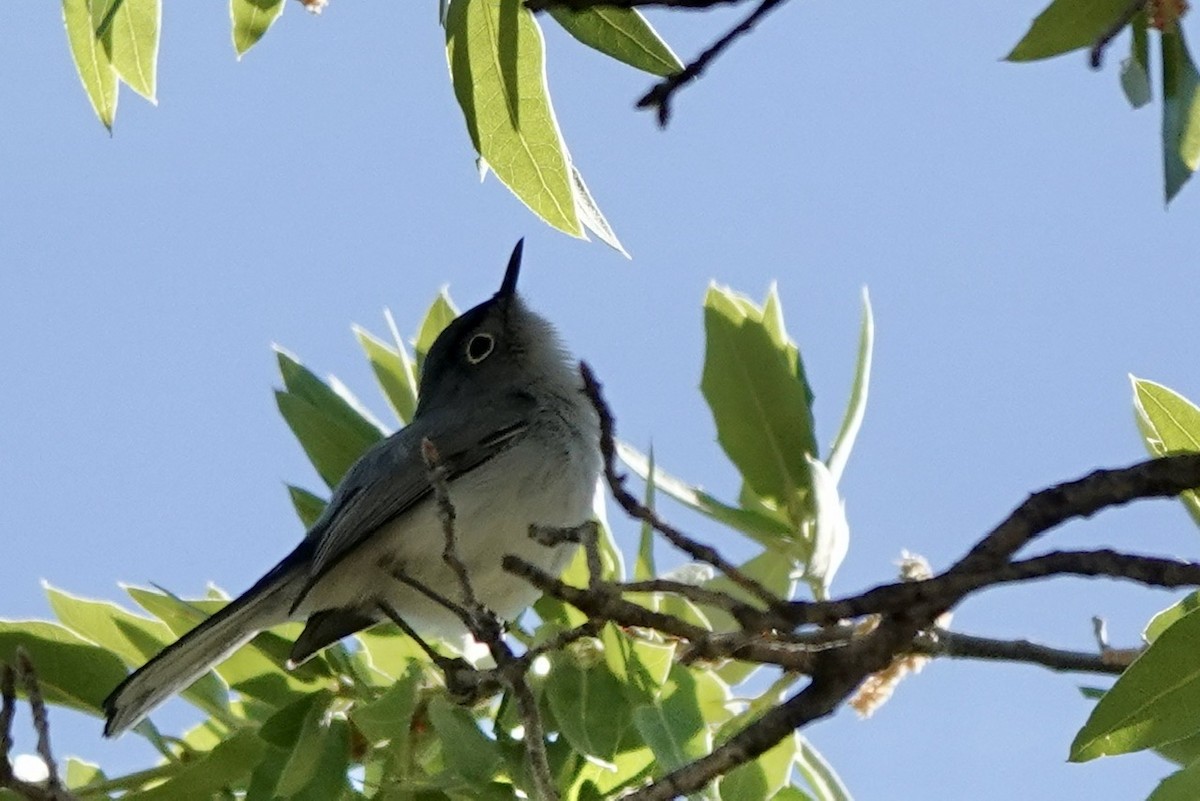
[[290, 412, 530, 611]]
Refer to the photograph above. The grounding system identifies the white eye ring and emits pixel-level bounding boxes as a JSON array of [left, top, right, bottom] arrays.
[[466, 333, 495, 364]]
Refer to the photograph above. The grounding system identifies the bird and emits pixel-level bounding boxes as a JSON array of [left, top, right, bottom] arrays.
[[103, 240, 601, 736]]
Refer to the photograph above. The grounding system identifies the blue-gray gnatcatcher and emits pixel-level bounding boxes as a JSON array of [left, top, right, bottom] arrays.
[[103, 240, 601, 737]]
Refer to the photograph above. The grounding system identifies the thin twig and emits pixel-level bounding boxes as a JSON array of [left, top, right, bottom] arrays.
[[636, 0, 787, 126], [418, 440, 558, 800], [580, 363, 781, 607], [422, 438, 480, 612], [16, 651, 61, 792], [915, 629, 1130, 675]]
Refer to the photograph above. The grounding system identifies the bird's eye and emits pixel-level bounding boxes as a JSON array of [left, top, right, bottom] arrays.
[[466, 333, 495, 364]]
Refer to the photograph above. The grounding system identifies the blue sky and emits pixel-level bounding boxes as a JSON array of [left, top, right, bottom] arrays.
[[3, 1, 1200, 798]]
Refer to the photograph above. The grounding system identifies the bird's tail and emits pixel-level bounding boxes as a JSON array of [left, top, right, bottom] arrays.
[[103, 556, 306, 737]]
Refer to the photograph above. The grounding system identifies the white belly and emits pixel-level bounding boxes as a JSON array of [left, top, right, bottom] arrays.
[[297, 434, 599, 637]]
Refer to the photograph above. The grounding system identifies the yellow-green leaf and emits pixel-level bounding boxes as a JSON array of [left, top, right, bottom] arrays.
[[1071, 606, 1200, 760], [63, 0, 118, 130], [447, 0, 582, 236], [547, 6, 682, 77], [231, 0, 285, 57], [104, 0, 160, 101], [1131, 376, 1200, 527], [702, 284, 817, 510]]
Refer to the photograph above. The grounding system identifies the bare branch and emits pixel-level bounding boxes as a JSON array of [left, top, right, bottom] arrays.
[[580, 362, 781, 607], [915, 629, 1131, 675], [636, 0, 787, 126]]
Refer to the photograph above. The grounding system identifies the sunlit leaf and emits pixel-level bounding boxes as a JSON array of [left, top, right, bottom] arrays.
[[794, 734, 854, 801], [275, 348, 384, 487], [287, 484, 327, 529], [0, 620, 129, 714], [802, 455, 849, 598], [826, 288, 873, 484], [1131, 376, 1200, 526], [63, 0, 118, 130], [231, 0, 285, 57], [103, 0, 160, 101], [632, 664, 713, 773], [547, 6, 681, 76], [720, 731, 797, 800], [44, 584, 230, 719], [414, 290, 459, 372], [1145, 591, 1200, 642], [546, 648, 633, 760], [355, 324, 419, 424], [570, 163, 628, 257], [120, 729, 266, 800], [1072, 606, 1200, 760], [702, 284, 817, 511], [446, 0, 582, 236], [618, 441, 794, 543]]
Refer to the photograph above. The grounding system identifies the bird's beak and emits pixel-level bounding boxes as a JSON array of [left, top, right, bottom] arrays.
[[498, 238, 524, 299]]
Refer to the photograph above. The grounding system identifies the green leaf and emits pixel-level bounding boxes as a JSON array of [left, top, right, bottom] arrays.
[[0, 620, 130, 713], [601, 623, 675, 703], [1006, 0, 1133, 62], [826, 287, 873, 484], [414, 290, 460, 373], [1157, 730, 1200, 767], [631, 665, 713, 773], [121, 729, 266, 800], [231, 0, 285, 57], [354, 627, 428, 679], [720, 732, 797, 800], [1121, 12, 1152, 109], [355, 324, 419, 424], [1162, 27, 1200, 202], [618, 441, 794, 543], [545, 648, 633, 760], [275, 348, 385, 487], [772, 788, 817, 801], [702, 284, 817, 511], [634, 447, 657, 581], [802, 455, 849, 599], [547, 6, 682, 77], [44, 584, 230, 719], [428, 697, 505, 784], [289, 717, 351, 800], [275, 694, 343, 797], [64, 757, 105, 791], [1150, 759, 1200, 801], [446, 0, 582, 236], [104, 0, 160, 101], [63, 0, 118, 130], [288, 484, 328, 529], [705, 549, 797, 684], [1145, 592, 1200, 642], [1131, 376, 1200, 526], [570, 164, 628, 257], [1072, 606, 1200, 760], [794, 734, 853, 801], [350, 665, 420, 743], [125, 586, 324, 703]]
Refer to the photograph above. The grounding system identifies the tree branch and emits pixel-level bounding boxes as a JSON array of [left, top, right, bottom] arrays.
[[915, 629, 1132, 675]]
